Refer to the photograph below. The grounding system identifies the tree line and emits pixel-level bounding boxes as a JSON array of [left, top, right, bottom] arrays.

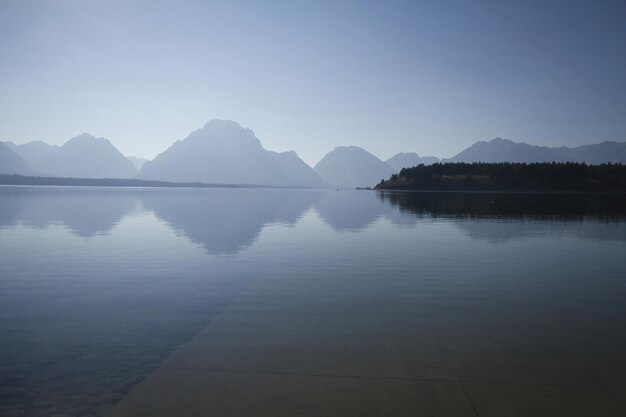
[[377, 162, 626, 191]]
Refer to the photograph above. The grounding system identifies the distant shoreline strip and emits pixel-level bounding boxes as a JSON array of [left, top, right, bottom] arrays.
[[0, 174, 314, 189]]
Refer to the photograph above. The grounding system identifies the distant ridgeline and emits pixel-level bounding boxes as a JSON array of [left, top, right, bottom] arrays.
[[0, 175, 294, 189], [375, 162, 626, 192]]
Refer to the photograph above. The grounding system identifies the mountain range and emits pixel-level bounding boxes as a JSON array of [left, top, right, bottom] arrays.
[[385, 152, 440, 171], [126, 156, 148, 170], [3, 134, 137, 178], [446, 137, 626, 164], [0, 142, 35, 176], [314, 146, 394, 188], [2, 123, 625, 188], [137, 120, 327, 188]]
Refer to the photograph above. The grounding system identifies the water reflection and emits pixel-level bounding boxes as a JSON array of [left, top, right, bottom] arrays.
[[313, 191, 385, 231], [141, 188, 320, 254], [2, 188, 626, 247], [378, 191, 626, 242], [1, 187, 626, 416], [378, 191, 626, 220], [0, 187, 137, 237]]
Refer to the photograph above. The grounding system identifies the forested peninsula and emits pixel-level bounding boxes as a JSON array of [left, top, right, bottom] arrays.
[[375, 162, 626, 192]]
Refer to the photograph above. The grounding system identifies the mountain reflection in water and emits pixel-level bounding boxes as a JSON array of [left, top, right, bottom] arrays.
[[0, 187, 625, 416], [2, 188, 625, 249]]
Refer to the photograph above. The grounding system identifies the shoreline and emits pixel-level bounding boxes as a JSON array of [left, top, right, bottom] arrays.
[[375, 188, 626, 194], [0, 174, 320, 190]]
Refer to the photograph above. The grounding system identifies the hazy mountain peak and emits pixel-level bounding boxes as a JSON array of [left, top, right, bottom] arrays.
[[63, 133, 109, 147], [491, 137, 518, 145], [22, 140, 55, 148], [67, 133, 97, 141], [477, 137, 513, 146], [76, 132, 97, 139], [180, 119, 262, 151], [0, 141, 36, 175], [448, 137, 626, 164], [138, 120, 327, 187], [126, 156, 149, 170], [314, 146, 394, 188], [385, 152, 440, 171], [333, 145, 363, 152], [5, 134, 137, 178], [203, 119, 244, 130], [394, 151, 418, 157], [201, 119, 257, 140]]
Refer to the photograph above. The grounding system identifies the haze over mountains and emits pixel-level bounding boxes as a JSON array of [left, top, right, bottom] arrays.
[[446, 138, 626, 164], [126, 156, 148, 170], [2, 121, 625, 188], [385, 152, 440, 171], [0, 142, 35, 176], [314, 146, 395, 188], [4, 134, 137, 178], [137, 120, 327, 188]]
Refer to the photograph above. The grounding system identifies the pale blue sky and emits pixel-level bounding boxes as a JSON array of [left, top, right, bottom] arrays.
[[1, 0, 625, 164]]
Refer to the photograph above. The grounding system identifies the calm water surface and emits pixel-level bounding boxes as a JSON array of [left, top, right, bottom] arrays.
[[1, 187, 626, 416]]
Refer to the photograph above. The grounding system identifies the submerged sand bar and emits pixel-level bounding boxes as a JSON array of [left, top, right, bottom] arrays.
[[107, 270, 626, 417]]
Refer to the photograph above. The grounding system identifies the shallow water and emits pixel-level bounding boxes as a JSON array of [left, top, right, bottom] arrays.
[[1, 187, 625, 416]]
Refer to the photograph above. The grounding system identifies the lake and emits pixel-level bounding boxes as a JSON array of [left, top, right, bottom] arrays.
[[1, 186, 626, 417]]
